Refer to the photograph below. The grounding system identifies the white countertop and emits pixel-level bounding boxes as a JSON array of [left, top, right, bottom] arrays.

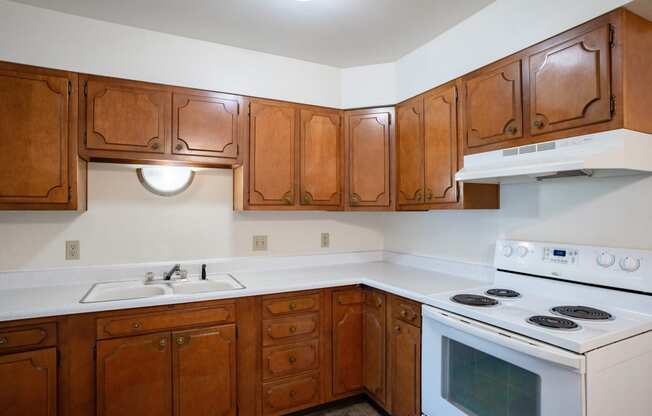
[[0, 258, 489, 322]]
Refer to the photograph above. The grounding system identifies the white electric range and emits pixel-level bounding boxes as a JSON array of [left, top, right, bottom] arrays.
[[422, 240, 652, 416]]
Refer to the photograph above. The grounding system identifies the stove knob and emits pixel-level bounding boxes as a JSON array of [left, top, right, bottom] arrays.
[[517, 246, 529, 258], [596, 252, 615, 268], [502, 245, 513, 257], [619, 256, 641, 272]]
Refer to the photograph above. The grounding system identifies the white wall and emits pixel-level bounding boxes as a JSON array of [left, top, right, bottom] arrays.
[[0, 0, 341, 108], [0, 164, 384, 271], [341, 63, 397, 109]]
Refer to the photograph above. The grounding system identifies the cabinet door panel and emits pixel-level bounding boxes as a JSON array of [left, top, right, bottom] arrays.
[[249, 100, 296, 206], [346, 111, 391, 208], [172, 325, 236, 416], [332, 288, 363, 395], [529, 25, 612, 135], [424, 86, 458, 205], [396, 98, 424, 206], [363, 289, 386, 405], [464, 60, 523, 149], [299, 109, 341, 206], [97, 332, 172, 416], [0, 69, 70, 204], [86, 79, 170, 153], [0, 348, 56, 416], [172, 93, 239, 159], [390, 320, 421, 416]]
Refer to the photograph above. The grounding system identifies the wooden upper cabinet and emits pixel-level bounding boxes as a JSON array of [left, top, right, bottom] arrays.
[[0, 348, 57, 416], [96, 332, 173, 416], [396, 97, 425, 206], [172, 92, 239, 160], [299, 108, 342, 207], [528, 24, 612, 135], [172, 325, 237, 416], [463, 60, 523, 150], [344, 108, 393, 210], [363, 289, 386, 406], [331, 288, 364, 396], [423, 85, 458, 205], [0, 62, 84, 210], [85, 77, 171, 154], [248, 100, 296, 206]]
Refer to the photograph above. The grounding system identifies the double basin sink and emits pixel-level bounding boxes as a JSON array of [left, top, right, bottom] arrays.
[[81, 273, 245, 303]]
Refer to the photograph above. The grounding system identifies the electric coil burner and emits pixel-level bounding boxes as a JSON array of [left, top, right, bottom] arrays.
[[551, 306, 612, 320], [528, 315, 579, 330], [451, 294, 499, 307], [486, 288, 520, 298]]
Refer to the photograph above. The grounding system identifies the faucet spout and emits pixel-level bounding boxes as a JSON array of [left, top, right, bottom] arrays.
[[164, 264, 181, 280]]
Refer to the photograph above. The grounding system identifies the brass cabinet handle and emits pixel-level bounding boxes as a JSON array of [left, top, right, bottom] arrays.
[[507, 126, 518, 135], [176, 336, 186, 345], [289, 325, 297, 333], [158, 338, 167, 348], [288, 303, 297, 311], [289, 390, 297, 399], [288, 355, 297, 364], [394, 325, 401, 333], [401, 309, 408, 318], [283, 192, 293, 205], [425, 190, 434, 201], [415, 189, 423, 202], [350, 193, 361, 206], [151, 142, 160, 150], [302, 194, 312, 204], [376, 299, 383, 308], [533, 120, 545, 129], [175, 143, 183, 151], [131, 322, 142, 329], [0, 337, 7, 345]]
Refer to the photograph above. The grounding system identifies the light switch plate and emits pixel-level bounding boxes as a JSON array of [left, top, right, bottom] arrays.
[[253, 235, 268, 251], [321, 232, 330, 248], [66, 240, 80, 260]]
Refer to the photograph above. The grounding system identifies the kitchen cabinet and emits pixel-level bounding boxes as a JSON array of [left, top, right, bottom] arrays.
[[363, 288, 386, 406], [0, 62, 86, 211], [463, 59, 523, 150], [299, 108, 342, 207], [396, 96, 425, 206], [0, 348, 57, 416], [331, 287, 364, 396]]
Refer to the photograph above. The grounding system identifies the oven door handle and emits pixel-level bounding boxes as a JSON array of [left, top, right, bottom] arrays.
[[422, 305, 586, 372]]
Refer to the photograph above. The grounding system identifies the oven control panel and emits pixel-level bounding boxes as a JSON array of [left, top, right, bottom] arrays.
[[542, 247, 579, 265]]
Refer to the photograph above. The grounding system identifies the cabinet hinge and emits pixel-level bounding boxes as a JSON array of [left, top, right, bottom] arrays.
[[610, 95, 616, 116], [83, 80, 88, 96], [609, 25, 615, 48], [67, 80, 72, 96]]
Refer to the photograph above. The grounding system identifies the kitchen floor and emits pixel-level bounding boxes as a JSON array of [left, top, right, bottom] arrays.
[[299, 400, 383, 416]]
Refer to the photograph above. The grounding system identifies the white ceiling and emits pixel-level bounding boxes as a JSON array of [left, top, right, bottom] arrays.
[[11, 0, 494, 68]]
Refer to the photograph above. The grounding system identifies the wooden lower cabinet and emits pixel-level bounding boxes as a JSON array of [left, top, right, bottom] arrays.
[[0, 348, 57, 416], [363, 289, 386, 406], [262, 372, 321, 415], [331, 287, 364, 396], [388, 319, 421, 416]]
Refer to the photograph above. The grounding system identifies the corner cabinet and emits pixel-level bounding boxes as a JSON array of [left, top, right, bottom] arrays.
[[0, 62, 86, 210]]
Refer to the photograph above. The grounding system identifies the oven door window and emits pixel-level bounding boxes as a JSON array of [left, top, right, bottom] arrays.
[[442, 337, 541, 416]]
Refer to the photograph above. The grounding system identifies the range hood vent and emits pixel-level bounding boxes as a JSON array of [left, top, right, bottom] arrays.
[[456, 129, 652, 184]]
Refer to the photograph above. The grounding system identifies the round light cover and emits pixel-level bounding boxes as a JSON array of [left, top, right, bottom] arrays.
[[137, 166, 195, 196]]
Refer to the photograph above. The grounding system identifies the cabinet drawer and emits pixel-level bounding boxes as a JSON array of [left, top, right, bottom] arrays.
[[97, 304, 235, 339], [262, 313, 319, 346], [262, 372, 320, 415], [262, 292, 320, 317], [391, 296, 421, 327], [0, 323, 57, 353], [262, 339, 319, 380]]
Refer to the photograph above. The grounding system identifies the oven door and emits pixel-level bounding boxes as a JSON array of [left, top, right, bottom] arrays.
[[422, 305, 586, 416]]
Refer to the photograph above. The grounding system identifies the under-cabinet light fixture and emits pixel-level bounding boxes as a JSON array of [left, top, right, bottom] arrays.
[[137, 166, 195, 196]]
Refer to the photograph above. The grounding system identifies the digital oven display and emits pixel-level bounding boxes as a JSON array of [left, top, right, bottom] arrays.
[[553, 249, 567, 257]]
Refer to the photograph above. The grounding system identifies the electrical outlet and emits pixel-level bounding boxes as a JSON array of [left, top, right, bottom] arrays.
[[66, 240, 80, 260], [321, 232, 330, 248], [253, 235, 268, 251]]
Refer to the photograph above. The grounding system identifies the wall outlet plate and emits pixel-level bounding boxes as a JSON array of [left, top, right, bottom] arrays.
[[66, 240, 80, 260], [253, 235, 268, 251], [321, 232, 330, 248]]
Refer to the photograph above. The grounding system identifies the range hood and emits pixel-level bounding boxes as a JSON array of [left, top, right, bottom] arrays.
[[456, 129, 652, 184]]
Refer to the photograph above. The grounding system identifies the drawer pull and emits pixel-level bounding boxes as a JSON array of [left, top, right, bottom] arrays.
[[0, 337, 7, 345], [131, 322, 142, 330], [289, 303, 297, 311], [289, 325, 297, 333], [289, 390, 297, 399], [394, 325, 401, 333], [176, 336, 185, 345], [158, 338, 167, 349], [288, 356, 297, 364], [175, 143, 183, 151], [151, 142, 160, 150], [401, 309, 408, 318]]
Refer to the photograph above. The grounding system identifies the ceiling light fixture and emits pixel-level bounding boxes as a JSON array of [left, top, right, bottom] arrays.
[[137, 166, 195, 196]]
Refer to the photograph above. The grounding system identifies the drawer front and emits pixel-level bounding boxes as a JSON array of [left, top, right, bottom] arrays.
[[0, 323, 57, 352], [262, 293, 320, 318], [263, 314, 319, 346], [262, 339, 319, 380], [97, 304, 235, 339], [391, 296, 421, 327], [262, 372, 320, 415]]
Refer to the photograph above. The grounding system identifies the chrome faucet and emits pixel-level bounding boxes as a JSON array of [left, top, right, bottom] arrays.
[[164, 264, 182, 280]]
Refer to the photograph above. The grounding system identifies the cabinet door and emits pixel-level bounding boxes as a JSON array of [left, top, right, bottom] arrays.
[[96, 332, 172, 416], [529, 25, 612, 135], [396, 97, 424, 206], [332, 288, 364, 395], [423, 85, 459, 205], [0, 348, 56, 416], [463, 60, 523, 150], [0, 68, 71, 204], [363, 289, 386, 406], [172, 325, 236, 416], [172, 92, 239, 159], [390, 320, 421, 416], [249, 100, 296, 206], [345, 110, 392, 208], [85, 78, 171, 153], [299, 109, 341, 207]]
